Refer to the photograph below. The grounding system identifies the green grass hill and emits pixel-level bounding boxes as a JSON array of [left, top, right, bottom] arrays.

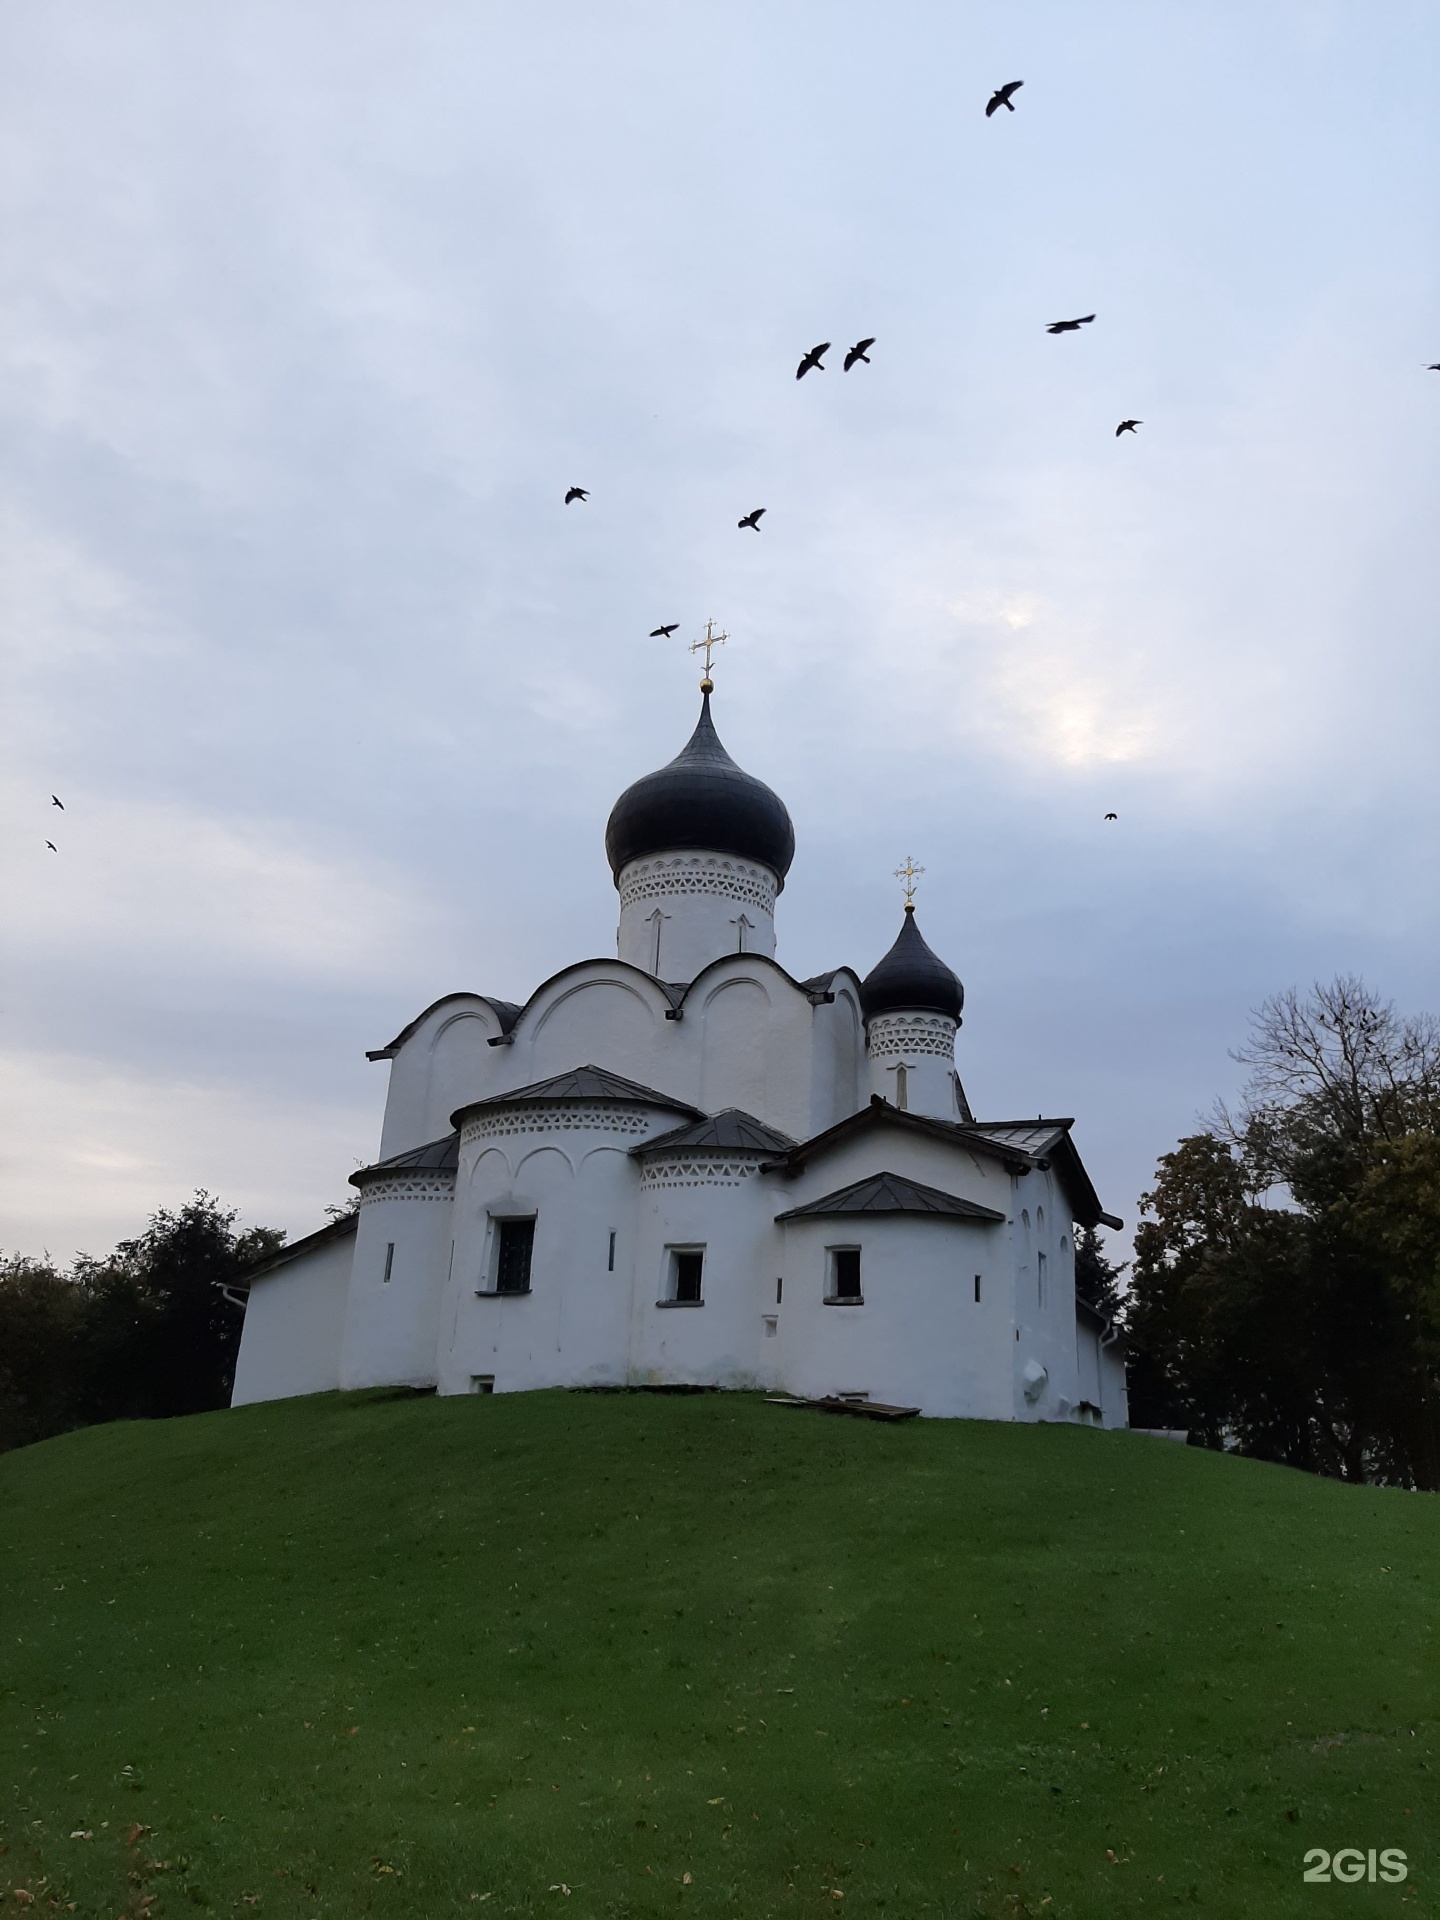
[[2, 1391, 1435, 1918]]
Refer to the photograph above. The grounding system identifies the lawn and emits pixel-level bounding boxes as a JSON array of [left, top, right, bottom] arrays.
[[1, 1389, 1435, 1918]]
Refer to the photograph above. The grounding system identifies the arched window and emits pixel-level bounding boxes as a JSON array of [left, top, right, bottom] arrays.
[[1021, 1208, 1030, 1232]]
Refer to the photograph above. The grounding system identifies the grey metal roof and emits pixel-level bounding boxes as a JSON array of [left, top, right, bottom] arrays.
[[634, 1108, 796, 1156], [350, 1131, 460, 1188], [453, 1064, 704, 1126], [775, 1170, 1006, 1224], [966, 1119, 1074, 1156]]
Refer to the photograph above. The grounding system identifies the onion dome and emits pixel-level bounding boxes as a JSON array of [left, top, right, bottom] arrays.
[[605, 690, 796, 888], [859, 905, 964, 1022]]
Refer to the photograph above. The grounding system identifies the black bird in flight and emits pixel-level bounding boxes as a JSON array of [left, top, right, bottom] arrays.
[[1116, 419, 1141, 437], [564, 486, 588, 504], [46, 840, 58, 851], [844, 337, 875, 371], [649, 624, 679, 638], [1104, 812, 1118, 822], [738, 508, 766, 531], [986, 80, 1023, 116], [1429, 363, 1440, 371], [796, 343, 830, 379], [1047, 314, 1095, 334], [51, 794, 64, 809]]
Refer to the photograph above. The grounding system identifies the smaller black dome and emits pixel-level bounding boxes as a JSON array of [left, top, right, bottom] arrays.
[[859, 906, 964, 1022], [605, 691, 796, 887]]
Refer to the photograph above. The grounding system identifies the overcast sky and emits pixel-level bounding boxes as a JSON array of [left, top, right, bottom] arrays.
[[3, 2, 1438, 1265]]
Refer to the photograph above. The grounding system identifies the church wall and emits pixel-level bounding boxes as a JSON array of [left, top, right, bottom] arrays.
[[807, 988, 866, 1133], [615, 852, 778, 977], [1009, 1170, 1085, 1422], [377, 997, 507, 1158], [773, 1214, 1012, 1419], [1098, 1339, 1129, 1428], [231, 1233, 355, 1407], [627, 1157, 782, 1389], [339, 1178, 456, 1391], [438, 1101, 680, 1395], [777, 1126, 1018, 1223]]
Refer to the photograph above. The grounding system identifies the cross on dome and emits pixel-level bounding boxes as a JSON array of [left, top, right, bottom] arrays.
[[689, 618, 728, 691], [894, 854, 925, 909]]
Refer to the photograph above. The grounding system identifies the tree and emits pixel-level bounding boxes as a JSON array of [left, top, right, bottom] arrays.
[[0, 1194, 285, 1451], [1073, 1224, 1125, 1320], [1124, 979, 1440, 1486]]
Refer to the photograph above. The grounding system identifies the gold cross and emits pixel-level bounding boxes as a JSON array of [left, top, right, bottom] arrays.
[[689, 618, 728, 689], [894, 855, 925, 907]]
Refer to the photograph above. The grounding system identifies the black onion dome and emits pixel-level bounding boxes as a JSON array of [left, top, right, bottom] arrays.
[[605, 691, 796, 888], [859, 906, 964, 1022]]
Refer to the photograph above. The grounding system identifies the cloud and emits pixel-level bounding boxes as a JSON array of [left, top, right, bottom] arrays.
[[0, 1046, 376, 1261]]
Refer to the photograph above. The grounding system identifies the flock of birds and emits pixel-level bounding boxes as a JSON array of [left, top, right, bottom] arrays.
[[558, 79, 1153, 824], [38, 76, 1440, 856]]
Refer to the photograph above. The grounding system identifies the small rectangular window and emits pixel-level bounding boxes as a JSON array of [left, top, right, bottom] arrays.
[[495, 1217, 535, 1294], [470, 1374, 494, 1394], [974, 1273, 982, 1303], [607, 1230, 616, 1272], [673, 1249, 704, 1303], [1038, 1250, 1048, 1309], [776, 1275, 783, 1304], [382, 1242, 395, 1284], [829, 1248, 862, 1302]]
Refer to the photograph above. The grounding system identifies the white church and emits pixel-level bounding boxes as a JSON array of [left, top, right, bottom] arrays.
[[232, 665, 1127, 1425]]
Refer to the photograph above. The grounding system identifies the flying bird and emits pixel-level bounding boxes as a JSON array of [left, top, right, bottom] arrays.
[[564, 486, 588, 504], [738, 509, 766, 531], [796, 343, 830, 380], [1047, 314, 1095, 334], [985, 80, 1023, 116], [649, 624, 679, 638], [51, 794, 64, 809], [46, 840, 57, 851], [843, 337, 875, 371], [1429, 364, 1440, 371], [1115, 419, 1141, 437], [1104, 813, 1118, 822]]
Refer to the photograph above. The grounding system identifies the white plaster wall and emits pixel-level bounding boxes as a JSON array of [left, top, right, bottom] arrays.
[[615, 851, 777, 978], [231, 1232, 355, 1406], [773, 1214, 1012, 1418], [339, 1182, 456, 1390], [377, 996, 507, 1157], [1099, 1341, 1129, 1428], [865, 1012, 961, 1122], [1009, 1174, 1083, 1421], [809, 988, 866, 1133], [438, 1100, 680, 1395], [627, 1157, 782, 1388], [776, 1122, 1018, 1223]]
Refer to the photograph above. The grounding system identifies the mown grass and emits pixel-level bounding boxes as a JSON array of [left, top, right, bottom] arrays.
[[1, 1389, 1435, 1918]]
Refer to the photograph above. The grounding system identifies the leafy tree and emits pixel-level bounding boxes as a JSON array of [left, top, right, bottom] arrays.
[[0, 1194, 284, 1451], [1073, 1224, 1125, 1320], [1125, 979, 1440, 1486]]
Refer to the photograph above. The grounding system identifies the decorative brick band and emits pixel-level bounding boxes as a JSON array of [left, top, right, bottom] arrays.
[[357, 1172, 455, 1206], [462, 1102, 656, 1147], [867, 1010, 957, 1060], [617, 852, 777, 915], [639, 1154, 768, 1190]]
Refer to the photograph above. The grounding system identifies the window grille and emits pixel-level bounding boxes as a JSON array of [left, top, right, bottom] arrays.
[[495, 1218, 535, 1294]]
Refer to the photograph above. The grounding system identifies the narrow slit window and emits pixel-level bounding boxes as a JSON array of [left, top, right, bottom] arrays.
[[495, 1217, 536, 1294], [672, 1250, 704, 1303], [1038, 1250, 1048, 1308], [830, 1248, 862, 1302], [894, 1063, 909, 1110], [776, 1275, 783, 1304], [382, 1242, 395, 1284], [974, 1273, 982, 1303], [607, 1229, 616, 1272]]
